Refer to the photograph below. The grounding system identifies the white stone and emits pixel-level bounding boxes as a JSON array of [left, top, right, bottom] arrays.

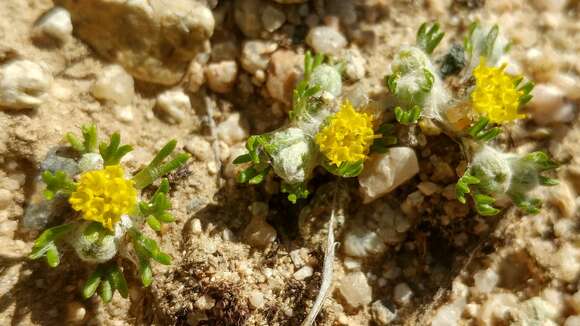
[[156, 89, 190, 124], [217, 112, 248, 146], [266, 50, 304, 105], [342, 48, 366, 80], [393, 283, 413, 305], [185, 136, 213, 161], [343, 227, 386, 258], [473, 269, 499, 294], [289, 249, 305, 268], [0, 60, 52, 109], [241, 40, 278, 74], [565, 316, 580, 326], [293, 266, 313, 280], [371, 300, 396, 325], [528, 84, 572, 125], [33, 7, 73, 43], [306, 26, 347, 56], [343, 257, 361, 271], [358, 147, 419, 203], [91, 64, 134, 106], [191, 218, 202, 235], [431, 298, 467, 326], [205, 61, 238, 93], [548, 182, 577, 218], [0, 189, 12, 210], [532, 0, 569, 11], [113, 105, 134, 123], [195, 295, 216, 310], [551, 73, 580, 100], [477, 293, 519, 325], [249, 290, 265, 309], [186, 61, 205, 93], [338, 271, 372, 309]]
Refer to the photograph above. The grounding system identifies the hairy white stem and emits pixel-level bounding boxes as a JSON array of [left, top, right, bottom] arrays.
[[302, 192, 339, 326]]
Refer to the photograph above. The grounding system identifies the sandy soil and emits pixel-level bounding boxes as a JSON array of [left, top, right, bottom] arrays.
[[0, 0, 579, 325]]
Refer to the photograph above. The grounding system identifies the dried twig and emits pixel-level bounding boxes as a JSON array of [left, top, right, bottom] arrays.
[[302, 189, 339, 326]]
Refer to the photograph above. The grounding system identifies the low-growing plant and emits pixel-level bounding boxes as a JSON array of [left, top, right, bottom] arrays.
[[30, 125, 189, 302]]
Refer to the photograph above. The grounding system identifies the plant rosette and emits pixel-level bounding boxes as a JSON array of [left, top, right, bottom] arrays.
[[29, 124, 189, 302]]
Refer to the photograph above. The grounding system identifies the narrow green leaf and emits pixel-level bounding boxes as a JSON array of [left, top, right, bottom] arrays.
[[82, 124, 98, 153], [146, 215, 162, 232], [139, 258, 153, 287], [539, 176, 559, 186], [99, 278, 113, 303], [45, 244, 60, 268], [233, 154, 252, 164], [82, 269, 102, 299], [65, 133, 85, 152], [107, 265, 129, 298]]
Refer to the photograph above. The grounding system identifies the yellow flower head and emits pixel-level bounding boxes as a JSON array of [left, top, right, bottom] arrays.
[[315, 100, 376, 166], [471, 58, 526, 124], [69, 165, 137, 231]]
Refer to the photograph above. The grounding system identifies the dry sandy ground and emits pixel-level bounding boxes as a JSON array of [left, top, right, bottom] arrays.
[[0, 0, 579, 325]]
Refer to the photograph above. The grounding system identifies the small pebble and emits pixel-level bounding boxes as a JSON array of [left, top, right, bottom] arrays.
[[33, 7, 73, 44], [393, 283, 413, 305], [293, 266, 313, 280], [91, 64, 134, 106], [66, 301, 86, 323], [195, 295, 216, 310], [371, 300, 396, 325], [216, 112, 248, 146], [156, 89, 190, 124], [338, 271, 372, 308], [261, 5, 285, 32], [473, 269, 499, 294], [205, 61, 238, 93], [528, 84, 572, 125], [241, 40, 278, 74], [249, 290, 265, 309], [0, 189, 12, 209], [0, 60, 52, 109], [191, 218, 202, 235], [306, 26, 347, 56]]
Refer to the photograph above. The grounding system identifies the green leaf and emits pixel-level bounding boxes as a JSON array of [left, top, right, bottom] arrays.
[[483, 25, 499, 58], [99, 277, 113, 303], [395, 105, 422, 125], [41, 170, 76, 200], [233, 154, 252, 164], [65, 132, 85, 153], [83, 269, 103, 299], [82, 124, 98, 153], [29, 223, 73, 262], [248, 167, 270, 185], [281, 182, 310, 204], [518, 81, 535, 105], [132, 140, 190, 189], [107, 265, 129, 298], [539, 176, 559, 186], [385, 74, 398, 94], [523, 151, 558, 171], [455, 174, 480, 204], [45, 244, 60, 268], [146, 216, 162, 232], [153, 252, 172, 265], [512, 193, 542, 215], [99, 132, 134, 166], [416, 22, 445, 54], [138, 257, 153, 287], [474, 194, 500, 216], [468, 117, 501, 142]]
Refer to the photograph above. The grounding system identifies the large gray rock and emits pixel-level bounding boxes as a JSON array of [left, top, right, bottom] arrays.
[[56, 0, 214, 85]]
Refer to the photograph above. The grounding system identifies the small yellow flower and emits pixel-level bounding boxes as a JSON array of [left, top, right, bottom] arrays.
[[471, 58, 526, 124], [315, 101, 376, 166], [69, 165, 137, 231]]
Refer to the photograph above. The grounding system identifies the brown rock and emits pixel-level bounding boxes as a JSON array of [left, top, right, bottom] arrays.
[[266, 50, 304, 105], [55, 0, 214, 85]]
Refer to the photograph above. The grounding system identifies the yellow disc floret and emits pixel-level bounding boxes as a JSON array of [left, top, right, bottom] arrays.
[[315, 100, 376, 166], [471, 58, 526, 124], [69, 165, 137, 231]]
